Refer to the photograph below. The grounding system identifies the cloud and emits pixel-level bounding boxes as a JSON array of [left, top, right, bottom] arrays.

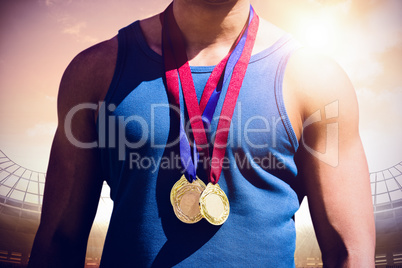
[[335, 38, 384, 86], [0, 58, 5, 70], [45, 0, 55, 6], [45, 95, 56, 102], [63, 21, 86, 35], [42, 0, 72, 7], [366, 0, 402, 52], [295, 0, 401, 91], [357, 87, 402, 170], [307, 0, 352, 13], [58, 17, 99, 44], [342, 1, 402, 170], [326, 1, 401, 88], [27, 122, 57, 137], [357, 87, 402, 124], [289, 1, 396, 88]]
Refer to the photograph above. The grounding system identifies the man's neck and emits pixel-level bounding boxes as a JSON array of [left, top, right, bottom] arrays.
[[173, 0, 251, 65]]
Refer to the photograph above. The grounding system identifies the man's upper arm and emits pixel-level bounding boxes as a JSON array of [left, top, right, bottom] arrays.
[[286, 49, 376, 267], [29, 37, 117, 267]]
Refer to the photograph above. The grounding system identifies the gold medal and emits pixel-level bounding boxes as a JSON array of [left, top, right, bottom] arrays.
[[199, 182, 230, 225], [170, 175, 206, 224]]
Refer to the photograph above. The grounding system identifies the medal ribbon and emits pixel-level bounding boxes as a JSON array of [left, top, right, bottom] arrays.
[[161, 4, 248, 181], [200, 7, 254, 129], [162, 3, 259, 184]]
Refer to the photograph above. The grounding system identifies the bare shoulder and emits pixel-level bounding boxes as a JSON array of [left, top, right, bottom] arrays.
[[254, 18, 286, 54], [58, 36, 118, 116], [284, 48, 358, 120]]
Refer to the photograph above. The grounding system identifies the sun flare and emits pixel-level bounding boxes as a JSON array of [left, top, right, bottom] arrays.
[[297, 12, 339, 54]]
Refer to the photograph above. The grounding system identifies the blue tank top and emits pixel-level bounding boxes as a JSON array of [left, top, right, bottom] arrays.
[[98, 20, 302, 267]]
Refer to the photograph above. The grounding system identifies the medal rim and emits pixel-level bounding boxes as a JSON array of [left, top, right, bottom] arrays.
[[199, 182, 230, 226]]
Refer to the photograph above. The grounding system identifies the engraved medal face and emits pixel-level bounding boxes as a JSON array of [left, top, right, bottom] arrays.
[[170, 175, 206, 224], [199, 183, 230, 225]]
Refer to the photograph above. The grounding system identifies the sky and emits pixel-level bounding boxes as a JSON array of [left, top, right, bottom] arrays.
[[0, 0, 401, 172]]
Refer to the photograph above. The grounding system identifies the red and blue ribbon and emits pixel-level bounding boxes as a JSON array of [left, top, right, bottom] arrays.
[[162, 3, 259, 183]]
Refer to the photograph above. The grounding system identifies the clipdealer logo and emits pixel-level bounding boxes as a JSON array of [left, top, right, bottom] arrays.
[[64, 101, 286, 159], [128, 151, 286, 173], [63, 100, 340, 167], [301, 100, 339, 167]]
